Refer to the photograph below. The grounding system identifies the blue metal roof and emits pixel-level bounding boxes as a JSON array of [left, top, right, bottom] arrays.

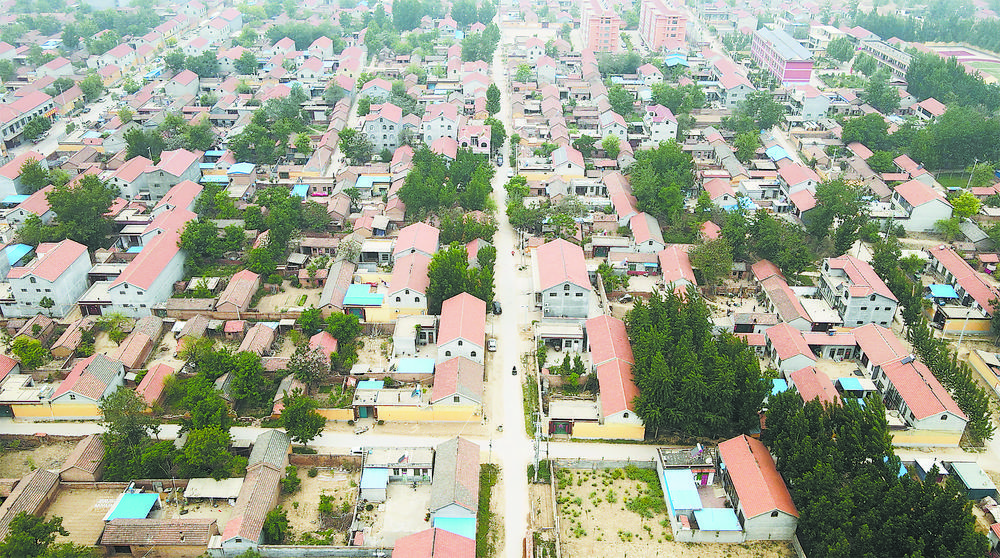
[[199, 163, 215, 170], [344, 284, 383, 306], [104, 493, 159, 521], [928, 284, 959, 298], [126, 246, 143, 253], [5, 244, 32, 266], [662, 469, 703, 511], [291, 183, 309, 198], [694, 508, 742, 531], [357, 380, 385, 390], [355, 174, 391, 191], [765, 145, 790, 161], [395, 358, 435, 375], [771, 378, 788, 396], [228, 162, 255, 175], [205, 150, 227, 157], [200, 175, 229, 183], [836, 377, 864, 391], [360, 467, 389, 489], [434, 517, 476, 539], [1, 195, 29, 205]]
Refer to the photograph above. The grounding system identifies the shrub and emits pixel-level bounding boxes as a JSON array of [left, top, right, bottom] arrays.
[[308, 467, 319, 477], [318, 494, 335, 516], [280, 466, 301, 494]]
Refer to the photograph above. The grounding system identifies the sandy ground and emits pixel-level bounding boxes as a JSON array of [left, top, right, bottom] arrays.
[[46, 488, 122, 546], [0, 441, 77, 478], [365, 483, 433, 547], [529, 484, 554, 530], [556, 469, 794, 558], [278, 466, 358, 544], [257, 284, 322, 313]]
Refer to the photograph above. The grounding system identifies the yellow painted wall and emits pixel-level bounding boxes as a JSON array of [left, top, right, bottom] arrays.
[[57, 142, 100, 153], [376, 405, 481, 422], [572, 422, 645, 441], [942, 318, 991, 335], [362, 305, 394, 323], [890, 429, 962, 447], [355, 271, 392, 284], [12, 403, 101, 420], [317, 408, 355, 421], [968, 351, 1000, 394]]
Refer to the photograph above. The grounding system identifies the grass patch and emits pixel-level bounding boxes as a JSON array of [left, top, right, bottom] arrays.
[[527, 459, 552, 484], [477, 464, 500, 558], [936, 174, 970, 189], [523, 375, 539, 437], [623, 465, 666, 518]]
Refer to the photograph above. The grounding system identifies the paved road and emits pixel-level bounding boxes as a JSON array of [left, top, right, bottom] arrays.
[[4, 89, 122, 163]]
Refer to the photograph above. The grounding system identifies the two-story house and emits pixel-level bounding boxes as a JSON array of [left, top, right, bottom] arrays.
[[363, 103, 404, 153], [819, 255, 898, 327], [891, 179, 953, 232], [535, 239, 591, 319], [387, 253, 431, 317], [437, 293, 486, 364], [422, 103, 461, 145], [2, 240, 90, 318]]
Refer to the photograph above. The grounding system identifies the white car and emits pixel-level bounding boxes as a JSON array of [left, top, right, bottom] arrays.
[[488, 338, 497, 352]]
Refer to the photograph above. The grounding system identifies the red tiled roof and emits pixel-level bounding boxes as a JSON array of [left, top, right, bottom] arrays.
[[0, 354, 18, 381], [431, 356, 483, 403], [156, 148, 200, 177], [389, 252, 431, 295], [929, 245, 999, 313], [751, 259, 784, 282], [60, 434, 104, 475], [765, 323, 815, 361], [717, 435, 798, 518], [0, 151, 45, 179], [155, 180, 202, 211], [789, 189, 816, 212], [16, 184, 53, 216], [892, 154, 928, 176], [701, 220, 721, 240], [586, 315, 634, 366], [703, 178, 734, 200], [7, 239, 87, 282], [760, 275, 810, 323], [629, 212, 663, 246], [438, 293, 486, 347], [394, 528, 475, 558], [659, 244, 696, 286], [789, 366, 840, 406], [53, 354, 123, 401], [853, 323, 906, 366], [596, 358, 638, 417], [825, 255, 897, 301], [882, 359, 966, 421], [221, 463, 282, 544], [0, 469, 59, 540], [537, 239, 589, 290], [100, 518, 218, 546], [112, 155, 153, 183], [394, 222, 439, 257], [111, 228, 182, 290], [894, 179, 947, 207], [309, 331, 338, 356], [136, 363, 173, 406], [778, 163, 819, 186], [111, 331, 153, 369], [217, 269, 260, 312]]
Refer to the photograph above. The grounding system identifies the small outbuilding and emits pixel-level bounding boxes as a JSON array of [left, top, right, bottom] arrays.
[[947, 461, 998, 500], [59, 434, 104, 482], [360, 467, 390, 503]]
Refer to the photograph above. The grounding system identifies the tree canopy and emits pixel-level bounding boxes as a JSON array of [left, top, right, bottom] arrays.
[[46, 174, 118, 251], [426, 243, 495, 313], [627, 289, 769, 438], [626, 141, 695, 222]]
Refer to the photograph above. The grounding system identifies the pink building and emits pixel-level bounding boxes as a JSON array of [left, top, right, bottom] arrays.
[[639, 0, 687, 51], [750, 28, 813, 85], [581, 0, 622, 53]]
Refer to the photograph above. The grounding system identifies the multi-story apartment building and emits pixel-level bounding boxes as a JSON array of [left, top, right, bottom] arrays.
[[639, 0, 686, 51], [819, 255, 898, 328], [859, 37, 912, 81], [581, 0, 622, 53], [750, 28, 813, 85], [1, 240, 91, 318]]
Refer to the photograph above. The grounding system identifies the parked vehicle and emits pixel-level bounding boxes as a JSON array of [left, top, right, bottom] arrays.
[[488, 338, 497, 351], [492, 300, 502, 315]]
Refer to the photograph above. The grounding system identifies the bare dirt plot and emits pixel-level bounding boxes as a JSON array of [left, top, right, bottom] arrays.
[[364, 483, 433, 547], [556, 468, 794, 558], [0, 441, 77, 478], [278, 467, 359, 545], [530, 484, 554, 529], [257, 285, 322, 313], [46, 488, 122, 546]]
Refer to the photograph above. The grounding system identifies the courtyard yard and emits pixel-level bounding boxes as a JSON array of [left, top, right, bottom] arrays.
[[277, 466, 359, 545], [555, 467, 794, 558]]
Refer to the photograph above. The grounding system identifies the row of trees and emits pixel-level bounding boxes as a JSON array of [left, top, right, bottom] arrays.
[[164, 49, 221, 78], [124, 113, 216, 163], [870, 238, 995, 443], [228, 85, 311, 165], [15, 174, 118, 251], [461, 22, 501, 63], [626, 289, 769, 438], [763, 391, 987, 557]]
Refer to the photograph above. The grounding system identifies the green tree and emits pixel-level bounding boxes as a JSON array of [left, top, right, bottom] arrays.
[[607, 85, 634, 117], [967, 162, 996, 188], [426, 244, 475, 314], [392, 0, 423, 30], [356, 96, 371, 116], [826, 37, 856, 62], [486, 83, 500, 115], [0, 60, 16, 83], [21, 115, 51, 142], [0, 513, 69, 558], [179, 426, 241, 480], [124, 128, 166, 163], [853, 51, 877, 76], [601, 135, 620, 158], [262, 508, 290, 544], [297, 306, 324, 335], [951, 190, 982, 218], [862, 70, 900, 114], [294, 132, 312, 155], [179, 219, 222, 273], [688, 237, 734, 288], [725, 91, 786, 132], [572, 135, 598, 157], [841, 113, 892, 151], [484, 116, 506, 155], [11, 336, 46, 368], [47, 174, 117, 250], [19, 157, 50, 193], [287, 347, 329, 391], [866, 150, 896, 173], [235, 50, 258, 75], [100, 386, 160, 481], [78, 72, 103, 101], [230, 351, 265, 408], [936, 217, 962, 241], [627, 141, 695, 222], [280, 389, 326, 446], [451, 0, 478, 26], [514, 64, 531, 83], [338, 128, 374, 165], [38, 296, 54, 316], [733, 131, 759, 164]]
